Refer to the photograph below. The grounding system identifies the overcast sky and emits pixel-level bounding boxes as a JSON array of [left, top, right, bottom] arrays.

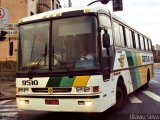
[[59, 0, 160, 45]]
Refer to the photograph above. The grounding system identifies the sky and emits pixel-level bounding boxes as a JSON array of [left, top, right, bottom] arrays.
[[59, 0, 160, 45]]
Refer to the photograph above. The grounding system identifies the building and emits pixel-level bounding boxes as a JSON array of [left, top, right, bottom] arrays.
[[0, 0, 61, 23], [154, 44, 160, 50], [153, 44, 160, 63], [0, 0, 61, 80]]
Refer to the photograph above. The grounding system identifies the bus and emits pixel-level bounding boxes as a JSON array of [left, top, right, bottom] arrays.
[[16, 4, 154, 112]]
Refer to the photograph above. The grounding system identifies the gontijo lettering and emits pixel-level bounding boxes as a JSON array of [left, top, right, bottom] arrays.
[[142, 55, 152, 62]]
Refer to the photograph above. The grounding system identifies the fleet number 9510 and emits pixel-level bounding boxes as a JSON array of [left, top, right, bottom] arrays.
[[22, 80, 38, 85]]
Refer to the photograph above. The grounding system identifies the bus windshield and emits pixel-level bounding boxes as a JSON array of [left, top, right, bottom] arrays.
[[19, 21, 50, 71], [18, 16, 100, 73]]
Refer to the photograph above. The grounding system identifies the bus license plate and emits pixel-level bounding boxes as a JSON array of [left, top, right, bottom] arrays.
[[45, 99, 59, 105]]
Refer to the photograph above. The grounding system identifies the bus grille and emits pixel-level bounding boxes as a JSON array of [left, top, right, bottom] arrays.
[[32, 88, 72, 93]]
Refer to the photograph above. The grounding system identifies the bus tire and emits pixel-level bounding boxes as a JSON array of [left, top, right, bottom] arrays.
[[112, 80, 127, 111], [143, 70, 150, 89]]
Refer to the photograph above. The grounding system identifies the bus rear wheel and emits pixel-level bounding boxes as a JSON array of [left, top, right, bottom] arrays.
[[112, 81, 127, 111], [143, 71, 150, 89]]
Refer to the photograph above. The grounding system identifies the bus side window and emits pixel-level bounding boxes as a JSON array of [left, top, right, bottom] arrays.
[[125, 28, 133, 48], [148, 39, 152, 51], [108, 28, 113, 45], [135, 33, 140, 49], [131, 31, 136, 49], [99, 14, 113, 45], [113, 22, 121, 46], [143, 37, 146, 50], [119, 25, 126, 47], [144, 38, 148, 51], [139, 35, 144, 50], [147, 39, 150, 51], [137, 34, 141, 49], [129, 30, 133, 48]]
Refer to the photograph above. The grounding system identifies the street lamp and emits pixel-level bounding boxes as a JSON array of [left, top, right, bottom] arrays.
[[88, 0, 110, 6]]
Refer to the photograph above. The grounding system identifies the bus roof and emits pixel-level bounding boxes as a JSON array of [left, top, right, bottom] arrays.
[[19, 4, 151, 40], [19, 5, 108, 23]]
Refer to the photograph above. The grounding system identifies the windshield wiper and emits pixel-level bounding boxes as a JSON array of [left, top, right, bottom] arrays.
[[28, 53, 46, 78]]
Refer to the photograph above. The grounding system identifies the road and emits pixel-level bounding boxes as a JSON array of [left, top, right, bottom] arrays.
[[0, 68, 160, 120]]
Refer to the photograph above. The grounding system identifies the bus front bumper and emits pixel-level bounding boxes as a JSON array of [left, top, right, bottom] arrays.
[[16, 94, 106, 112]]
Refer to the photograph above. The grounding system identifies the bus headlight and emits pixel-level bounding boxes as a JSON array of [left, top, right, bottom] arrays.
[[78, 101, 92, 106], [19, 100, 29, 105], [85, 101, 92, 106], [17, 88, 29, 93]]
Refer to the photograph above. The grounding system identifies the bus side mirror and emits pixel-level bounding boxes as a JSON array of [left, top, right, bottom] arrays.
[[9, 42, 13, 56], [103, 33, 110, 48]]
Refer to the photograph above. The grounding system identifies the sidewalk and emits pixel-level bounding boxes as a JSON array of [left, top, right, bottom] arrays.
[[0, 79, 16, 101]]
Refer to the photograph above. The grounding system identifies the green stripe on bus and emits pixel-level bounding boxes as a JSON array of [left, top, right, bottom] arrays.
[[126, 51, 134, 67], [127, 51, 142, 90], [130, 69, 139, 90], [135, 68, 141, 87], [126, 51, 142, 90], [46, 77, 62, 87], [131, 52, 138, 66], [60, 76, 75, 87]]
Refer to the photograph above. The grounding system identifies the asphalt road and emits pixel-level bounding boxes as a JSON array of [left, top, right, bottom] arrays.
[[0, 68, 160, 120]]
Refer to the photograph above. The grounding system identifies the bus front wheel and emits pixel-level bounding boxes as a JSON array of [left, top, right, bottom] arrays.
[[112, 81, 127, 111]]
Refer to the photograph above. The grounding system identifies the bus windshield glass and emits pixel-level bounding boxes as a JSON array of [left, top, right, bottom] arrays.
[[18, 16, 100, 72], [19, 21, 50, 71], [52, 16, 99, 72]]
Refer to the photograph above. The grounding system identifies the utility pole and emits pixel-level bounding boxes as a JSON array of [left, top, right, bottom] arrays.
[[68, 0, 72, 7]]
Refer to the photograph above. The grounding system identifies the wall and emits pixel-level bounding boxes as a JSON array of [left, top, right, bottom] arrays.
[[0, 0, 27, 23]]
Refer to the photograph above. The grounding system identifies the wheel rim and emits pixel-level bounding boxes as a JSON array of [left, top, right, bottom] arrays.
[[116, 87, 123, 104]]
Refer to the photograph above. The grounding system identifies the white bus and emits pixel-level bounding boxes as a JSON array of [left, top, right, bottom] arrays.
[[16, 4, 154, 112]]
